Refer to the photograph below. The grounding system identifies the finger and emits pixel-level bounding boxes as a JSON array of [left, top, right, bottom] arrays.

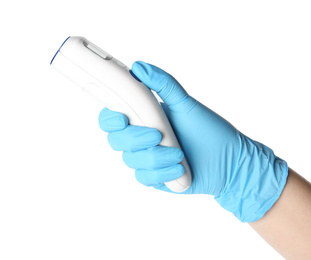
[[108, 125, 162, 152], [131, 61, 196, 112], [98, 107, 128, 132], [135, 164, 185, 186], [122, 146, 184, 169]]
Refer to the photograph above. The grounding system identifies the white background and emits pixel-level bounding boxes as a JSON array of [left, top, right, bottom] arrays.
[[0, 1, 310, 259]]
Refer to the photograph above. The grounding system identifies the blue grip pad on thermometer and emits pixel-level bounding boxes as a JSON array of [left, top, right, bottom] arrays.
[[50, 36, 191, 192]]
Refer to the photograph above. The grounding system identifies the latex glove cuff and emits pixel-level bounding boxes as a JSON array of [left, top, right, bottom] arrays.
[[215, 133, 288, 223]]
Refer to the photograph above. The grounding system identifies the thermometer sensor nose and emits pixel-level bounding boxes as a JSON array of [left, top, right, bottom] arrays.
[[50, 36, 71, 65]]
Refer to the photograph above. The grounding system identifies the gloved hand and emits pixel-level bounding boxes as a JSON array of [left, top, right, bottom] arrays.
[[98, 61, 288, 222]]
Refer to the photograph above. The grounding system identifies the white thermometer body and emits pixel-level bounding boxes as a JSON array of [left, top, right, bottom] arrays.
[[50, 36, 191, 192]]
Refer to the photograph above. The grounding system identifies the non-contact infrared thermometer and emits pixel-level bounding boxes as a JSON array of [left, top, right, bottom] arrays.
[[50, 36, 191, 192]]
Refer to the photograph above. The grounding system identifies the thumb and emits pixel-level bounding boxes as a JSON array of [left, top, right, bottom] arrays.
[[131, 61, 196, 112]]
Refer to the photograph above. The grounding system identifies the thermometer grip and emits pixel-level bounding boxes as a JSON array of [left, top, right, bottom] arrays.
[[85, 78, 192, 193]]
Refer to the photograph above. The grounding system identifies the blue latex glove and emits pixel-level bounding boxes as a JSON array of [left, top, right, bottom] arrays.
[[98, 61, 288, 222]]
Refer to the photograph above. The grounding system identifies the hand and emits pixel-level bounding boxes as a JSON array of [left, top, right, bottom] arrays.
[[98, 61, 288, 222]]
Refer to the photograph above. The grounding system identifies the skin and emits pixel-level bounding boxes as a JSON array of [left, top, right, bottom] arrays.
[[249, 168, 311, 260]]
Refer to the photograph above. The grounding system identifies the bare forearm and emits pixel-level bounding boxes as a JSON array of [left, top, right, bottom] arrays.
[[249, 168, 311, 259]]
